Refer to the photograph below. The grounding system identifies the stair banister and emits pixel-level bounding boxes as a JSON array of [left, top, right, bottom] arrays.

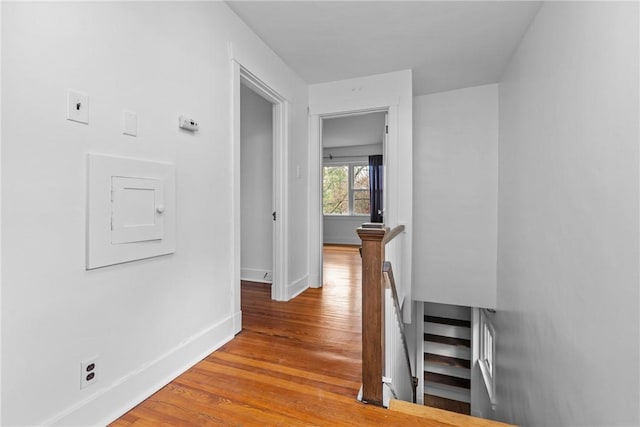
[[356, 223, 406, 406]]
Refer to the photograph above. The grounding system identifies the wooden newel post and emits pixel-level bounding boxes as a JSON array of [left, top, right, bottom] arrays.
[[357, 224, 387, 406]]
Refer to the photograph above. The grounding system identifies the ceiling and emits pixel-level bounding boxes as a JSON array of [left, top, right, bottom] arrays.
[[226, 1, 541, 96], [322, 111, 386, 148]]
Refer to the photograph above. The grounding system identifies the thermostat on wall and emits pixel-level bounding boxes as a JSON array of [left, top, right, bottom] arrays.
[[179, 115, 199, 131]]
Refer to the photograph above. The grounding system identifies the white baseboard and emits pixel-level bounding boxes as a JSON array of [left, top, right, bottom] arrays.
[[324, 235, 361, 245], [233, 310, 242, 335], [287, 275, 308, 299], [47, 315, 235, 426], [308, 273, 322, 288], [241, 267, 272, 283]]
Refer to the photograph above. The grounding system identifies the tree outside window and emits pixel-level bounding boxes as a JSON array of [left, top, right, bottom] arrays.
[[323, 163, 370, 216]]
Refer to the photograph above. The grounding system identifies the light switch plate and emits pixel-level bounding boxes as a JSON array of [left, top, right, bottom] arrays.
[[67, 90, 89, 124], [123, 110, 137, 136]]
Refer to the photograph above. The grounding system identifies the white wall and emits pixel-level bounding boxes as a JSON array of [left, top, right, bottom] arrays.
[[309, 70, 413, 311], [1, 2, 307, 425], [240, 85, 273, 282], [323, 216, 364, 245], [495, 2, 639, 426], [413, 84, 498, 309]]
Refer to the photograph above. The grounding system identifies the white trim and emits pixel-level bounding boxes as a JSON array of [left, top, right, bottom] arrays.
[[46, 315, 235, 426], [241, 268, 273, 284], [231, 56, 289, 305], [232, 311, 242, 336], [416, 301, 425, 405], [286, 275, 309, 300], [308, 113, 323, 288], [478, 309, 496, 407], [309, 102, 396, 294]]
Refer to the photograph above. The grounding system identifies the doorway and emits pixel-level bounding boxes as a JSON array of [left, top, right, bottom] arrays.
[[321, 111, 387, 245], [240, 84, 273, 286], [314, 109, 388, 287], [232, 62, 288, 334]]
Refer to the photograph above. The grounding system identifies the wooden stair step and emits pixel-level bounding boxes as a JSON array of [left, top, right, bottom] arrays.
[[389, 399, 515, 427], [391, 399, 515, 426], [424, 333, 471, 348], [425, 322, 471, 340], [425, 353, 471, 369], [424, 383, 470, 404], [425, 315, 471, 328], [424, 341, 471, 360], [424, 361, 470, 379], [424, 394, 471, 417], [425, 371, 471, 389]]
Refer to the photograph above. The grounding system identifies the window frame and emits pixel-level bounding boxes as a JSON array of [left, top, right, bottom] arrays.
[[478, 308, 496, 405], [322, 162, 370, 217]]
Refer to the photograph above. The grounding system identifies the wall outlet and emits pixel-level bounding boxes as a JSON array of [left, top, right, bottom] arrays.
[[80, 357, 98, 389]]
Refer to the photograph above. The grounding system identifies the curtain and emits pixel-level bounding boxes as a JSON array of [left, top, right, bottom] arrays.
[[369, 155, 383, 223]]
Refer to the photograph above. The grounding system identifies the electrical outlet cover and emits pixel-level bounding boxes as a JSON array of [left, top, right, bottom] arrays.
[[67, 90, 89, 124], [80, 357, 99, 389]]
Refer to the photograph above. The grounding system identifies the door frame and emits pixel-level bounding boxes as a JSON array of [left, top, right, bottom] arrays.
[[308, 98, 399, 288], [232, 60, 289, 333]]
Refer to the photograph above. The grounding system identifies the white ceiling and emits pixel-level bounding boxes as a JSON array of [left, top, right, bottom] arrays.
[[322, 111, 386, 148], [227, 1, 541, 96]]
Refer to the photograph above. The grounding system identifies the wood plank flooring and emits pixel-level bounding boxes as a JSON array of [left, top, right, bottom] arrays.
[[109, 245, 466, 426]]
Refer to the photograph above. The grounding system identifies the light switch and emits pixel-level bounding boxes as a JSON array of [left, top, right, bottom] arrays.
[[67, 90, 89, 124], [123, 111, 137, 137]]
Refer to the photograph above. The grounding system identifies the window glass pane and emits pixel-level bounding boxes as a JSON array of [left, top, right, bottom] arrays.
[[323, 166, 348, 215], [352, 165, 369, 190], [353, 189, 370, 215]]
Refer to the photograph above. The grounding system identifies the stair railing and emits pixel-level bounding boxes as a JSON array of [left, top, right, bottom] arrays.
[[357, 223, 418, 406]]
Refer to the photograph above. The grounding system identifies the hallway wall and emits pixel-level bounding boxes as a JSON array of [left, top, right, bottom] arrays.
[[413, 84, 498, 309], [495, 2, 639, 425], [1, 2, 307, 425]]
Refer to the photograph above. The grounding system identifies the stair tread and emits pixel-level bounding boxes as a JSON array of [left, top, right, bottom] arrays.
[[425, 315, 471, 328], [425, 353, 471, 369], [425, 322, 471, 340], [425, 333, 470, 347], [424, 361, 471, 379], [425, 371, 471, 389], [390, 399, 515, 426], [422, 395, 472, 417], [424, 341, 471, 360], [424, 383, 471, 403]]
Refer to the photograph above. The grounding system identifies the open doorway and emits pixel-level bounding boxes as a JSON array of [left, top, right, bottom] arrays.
[[232, 61, 288, 334], [320, 111, 387, 284], [240, 84, 273, 285]]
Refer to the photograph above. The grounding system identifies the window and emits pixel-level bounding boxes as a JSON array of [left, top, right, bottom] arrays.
[[478, 309, 496, 405], [323, 163, 370, 216]]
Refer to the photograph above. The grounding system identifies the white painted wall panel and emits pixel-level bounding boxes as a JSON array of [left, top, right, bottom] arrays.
[[495, 3, 639, 426], [413, 84, 498, 309]]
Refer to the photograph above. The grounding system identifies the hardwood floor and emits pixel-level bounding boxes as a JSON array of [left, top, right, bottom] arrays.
[[109, 245, 468, 426]]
